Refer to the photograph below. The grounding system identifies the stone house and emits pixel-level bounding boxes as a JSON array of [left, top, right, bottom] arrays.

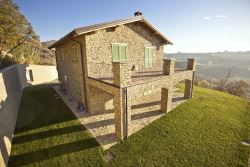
[[49, 12, 196, 140]]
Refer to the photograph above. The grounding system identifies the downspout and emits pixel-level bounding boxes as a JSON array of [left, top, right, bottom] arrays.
[[70, 37, 88, 111]]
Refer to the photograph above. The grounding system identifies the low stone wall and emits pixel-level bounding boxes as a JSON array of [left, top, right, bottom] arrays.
[[0, 64, 58, 167]]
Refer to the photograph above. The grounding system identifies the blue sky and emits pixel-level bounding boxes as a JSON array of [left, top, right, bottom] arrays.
[[14, 0, 250, 53]]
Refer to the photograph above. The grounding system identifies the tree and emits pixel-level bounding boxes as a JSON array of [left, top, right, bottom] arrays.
[[0, 0, 39, 52], [217, 67, 232, 91], [225, 80, 249, 98]]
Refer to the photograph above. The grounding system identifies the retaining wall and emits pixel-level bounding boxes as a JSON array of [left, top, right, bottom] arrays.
[[0, 64, 58, 167]]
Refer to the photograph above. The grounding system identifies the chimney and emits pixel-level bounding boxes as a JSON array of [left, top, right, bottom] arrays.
[[134, 11, 142, 16]]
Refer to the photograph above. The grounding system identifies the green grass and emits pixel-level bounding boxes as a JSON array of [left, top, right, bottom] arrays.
[[9, 85, 250, 166], [8, 85, 105, 167]]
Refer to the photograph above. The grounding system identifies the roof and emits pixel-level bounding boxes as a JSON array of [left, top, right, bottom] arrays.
[[49, 15, 173, 49]]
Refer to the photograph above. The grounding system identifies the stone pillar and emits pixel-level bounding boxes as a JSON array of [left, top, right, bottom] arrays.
[[184, 80, 192, 99], [114, 88, 131, 140], [163, 59, 175, 75], [187, 58, 196, 71], [161, 86, 173, 112], [112, 62, 131, 87]]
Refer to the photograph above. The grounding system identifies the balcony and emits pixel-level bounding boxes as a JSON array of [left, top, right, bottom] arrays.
[[89, 58, 196, 87]]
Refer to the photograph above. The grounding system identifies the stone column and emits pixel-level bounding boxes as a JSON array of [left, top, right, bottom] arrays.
[[185, 58, 196, 99], [163, 59, 175, 75], [187, 58, 196, 71], [114, 89, 125, 140], [161, 86, 173, 112], [184, 80, 192, 99], [114, 88, 131, 140], [112, 62, 131, 140], [112, 62, 131, 87]]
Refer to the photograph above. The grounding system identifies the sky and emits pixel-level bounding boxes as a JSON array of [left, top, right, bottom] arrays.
[[14, 0, 250, 53]]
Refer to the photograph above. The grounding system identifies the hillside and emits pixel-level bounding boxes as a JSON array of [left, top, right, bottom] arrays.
[[165, 51, 250, 82], [8, 85, 250, 166], [39, 41, 56, 65]]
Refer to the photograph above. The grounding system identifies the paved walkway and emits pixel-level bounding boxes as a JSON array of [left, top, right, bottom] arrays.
[[54, 86, 186, 150]]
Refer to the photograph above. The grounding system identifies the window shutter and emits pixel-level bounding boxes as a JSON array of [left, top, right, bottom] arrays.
[[62, 49, 65, 60], [112, 44, 119, 62], [120, 45, 127, 61], [145, 47, 155, 68], [72, 46, 78, 62], [144, 47, 149, 68], [57, 50, 60, 60], [148, 48, 153, 67], [75, 80, 81, 95], [152, 47, 156, 65]]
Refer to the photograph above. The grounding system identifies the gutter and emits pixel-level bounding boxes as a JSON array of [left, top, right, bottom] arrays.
[[70, 37, 89, 111]]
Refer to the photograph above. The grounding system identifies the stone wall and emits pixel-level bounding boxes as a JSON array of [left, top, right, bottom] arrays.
[[88, 85, 114, 113], [0, 64, 58, 167], [85, 22, 165, 78], [55, 36, 86, 106], [55, 22, 165, 114], [83, 22, 165, 113]]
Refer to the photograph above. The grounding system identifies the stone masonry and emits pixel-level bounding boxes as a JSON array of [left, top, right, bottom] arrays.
[[52, 17, 196, 141], [86, 58, 196, 140], [112, 62, 131, 87]]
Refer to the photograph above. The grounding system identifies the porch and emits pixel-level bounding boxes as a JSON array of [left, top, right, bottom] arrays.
[[87, 58, 196, 141]]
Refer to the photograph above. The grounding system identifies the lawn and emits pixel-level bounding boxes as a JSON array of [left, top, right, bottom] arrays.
[[8, 85, 105, 167], [8, 85, 250, 166]]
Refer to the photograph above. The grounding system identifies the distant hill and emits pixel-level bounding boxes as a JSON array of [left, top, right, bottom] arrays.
[[41, 40, 56, 48], [39, 40, 56, 65], [165, 51, 250, 83], [165, 51, 250, 98]]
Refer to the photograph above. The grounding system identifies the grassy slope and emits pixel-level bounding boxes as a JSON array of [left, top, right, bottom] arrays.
[[109, 85, 250, 167], [8, 85, 250, 166]]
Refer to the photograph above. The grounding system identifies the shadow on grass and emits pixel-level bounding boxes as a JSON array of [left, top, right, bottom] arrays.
[[9, 85, 103, 166], [84, 118, 115, 129], [172, 96, 185, 102], [13, 124, 86, 144], [131, 101, 161, 109], [131, 110, 162, 120], [8, 138, 99, 166]]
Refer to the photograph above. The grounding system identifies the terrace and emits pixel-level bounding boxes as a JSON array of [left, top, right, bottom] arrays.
[[90, 58, 192, 86], [60, 58, 197, 149]]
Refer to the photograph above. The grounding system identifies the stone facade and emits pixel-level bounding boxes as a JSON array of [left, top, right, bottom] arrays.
[[54, 20, 196, 140], [85, 23, 165, 78], [56, 22, 166, 113], [163, 59, 175, 75], [112, 62, 131, 87], [55, 36, 87, 108]]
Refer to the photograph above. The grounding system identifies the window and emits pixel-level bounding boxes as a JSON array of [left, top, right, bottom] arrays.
[[112, 43, 128, 62], [64, 75, 68, 83], [56, 50, 60, 60], [72, 45, 78, 62], [26, 69, 34, 82], [75, 80, 81, 95], [61, 49, 65, 60], [144, 46, 155, 68]]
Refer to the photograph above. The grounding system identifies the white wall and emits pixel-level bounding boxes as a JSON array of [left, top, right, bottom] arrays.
[[0, 64, 58, 167]]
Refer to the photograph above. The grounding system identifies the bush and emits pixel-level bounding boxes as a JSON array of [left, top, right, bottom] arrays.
[[11, 44, 40, 64], [0, 51, 17, 69]]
